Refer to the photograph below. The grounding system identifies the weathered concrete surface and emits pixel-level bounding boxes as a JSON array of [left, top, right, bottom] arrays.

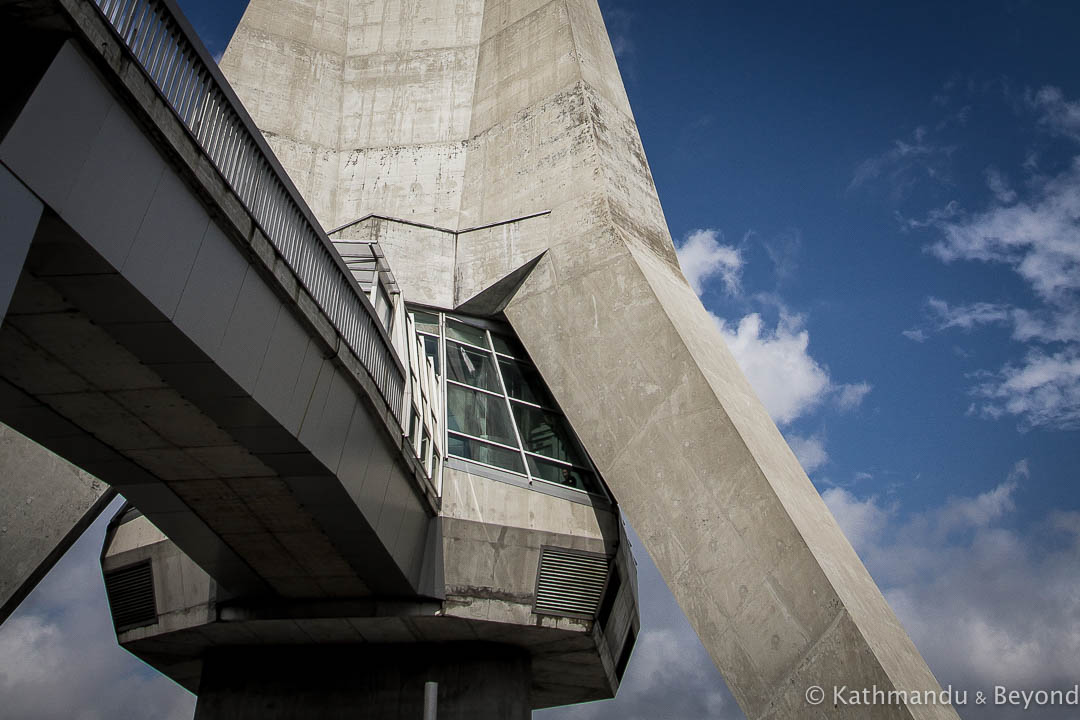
[[221, 1, 957, 718], [104, 505, 635, 708], [220, 0, 484, 231], [0, 422, 114, 622]]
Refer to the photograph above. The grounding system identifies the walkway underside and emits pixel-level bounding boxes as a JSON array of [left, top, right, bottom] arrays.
[[0, 36, 437, 601]]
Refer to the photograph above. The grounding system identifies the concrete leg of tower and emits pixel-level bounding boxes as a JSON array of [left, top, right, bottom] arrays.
[[193, 643, 531, 720], [0, 422, 115, 622]]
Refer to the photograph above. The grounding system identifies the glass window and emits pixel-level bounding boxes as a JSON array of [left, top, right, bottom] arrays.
[[412, 311, 440, 336], [512, 403, 586, 466], [375, 283, 393, 331], [448, 434, 526, 474], [499, 358, 554, 407], [491, 331, 525, 358], [446, 384, 517, 447], [446, 341, 501, 392], [422, 334, 440, 375], [408, 306, 606, 497], [527, 456, 598, 493], [445, 319, 488, 349]]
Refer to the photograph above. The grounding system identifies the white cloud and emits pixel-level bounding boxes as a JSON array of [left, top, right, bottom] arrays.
[[712, 312, 830, 424], [850, 126, 956, 195], [711, 311, 871, 425], [787, 433, 829, 473], [825, 463, 1080, 714], [985, 167, 1018, 204], [929, 158, 1080, 304], [905, 88, 1080, 429], [927, 298, 1014, 331], [835, 381, 872, 410], [676, 229, 743, 295], [1029, 85, 1080, 142], [822, 487, 892, 553], [902, 328, 928, 342], [972, 347, 1080, 429]]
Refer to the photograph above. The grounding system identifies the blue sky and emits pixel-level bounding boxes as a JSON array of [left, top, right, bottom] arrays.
[[2, 1, 1078, 719]]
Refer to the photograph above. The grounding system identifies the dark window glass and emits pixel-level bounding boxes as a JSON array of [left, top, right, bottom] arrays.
[[449, 433, 526, 474], [376, 284, 393, 331], [412, 311, 440, 335], [422, 334, 440, 375], [491, 332, 525, 358], [499, 359, 554, 407], [446, 341, 501, 392], [446, 384, 517, 447], [527, 456, 599, 493], [512, 404, 585, 465], [446, 318, 488, 348]]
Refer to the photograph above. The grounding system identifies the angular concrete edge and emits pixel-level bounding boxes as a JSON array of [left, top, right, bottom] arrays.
[[500, 243, 957, 720], [0, 421, 116, 623]]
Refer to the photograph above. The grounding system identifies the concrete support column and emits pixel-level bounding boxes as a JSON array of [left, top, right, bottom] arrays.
[[0, 423, 115, 622], [194, 643, 531, 720]]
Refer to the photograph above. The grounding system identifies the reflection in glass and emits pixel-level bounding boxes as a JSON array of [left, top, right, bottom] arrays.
[[449, 434, 525, 474], [410, 306, 607, 496], [446, 341, 501, 392], [498, 359, 553, 407], [491, 332, 525, 358], [412, 311, 440, 335], [528, 456, 598, 492], [446, 384, 517, 447], [422, 335, 440, 375], [512, 403, 585, 466], [446, 319, 488, 348]]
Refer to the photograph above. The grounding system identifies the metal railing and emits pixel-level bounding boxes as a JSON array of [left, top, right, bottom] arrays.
[[89, 0, 405, 420]]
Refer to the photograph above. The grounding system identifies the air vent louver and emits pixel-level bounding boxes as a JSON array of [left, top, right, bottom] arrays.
[[104, 561, 157, 630], [534, 547, 610, 619]]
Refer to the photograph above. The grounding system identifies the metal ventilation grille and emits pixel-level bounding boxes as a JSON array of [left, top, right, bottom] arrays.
[[534, 548, 610, 619], [104, 561, 157, 630]]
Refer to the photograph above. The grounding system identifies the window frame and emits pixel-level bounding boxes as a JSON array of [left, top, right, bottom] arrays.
[[407, 306, 611, 503]]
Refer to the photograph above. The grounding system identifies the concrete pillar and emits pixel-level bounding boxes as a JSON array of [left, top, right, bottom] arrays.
[[194, 643, 531, 720], [0, 422, 115, 622], [219, 1, 959, 717]]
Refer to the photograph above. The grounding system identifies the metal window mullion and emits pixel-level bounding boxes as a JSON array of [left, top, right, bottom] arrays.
[[486, 328, 532, 484], [445, 378, 504, 400], [444, 336, 491, 356], [522, 450, 589, 470], [439, 312, 448, 466]]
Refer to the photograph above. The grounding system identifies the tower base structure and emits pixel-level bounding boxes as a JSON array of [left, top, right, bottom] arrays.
[[194, 644, 530, 720]]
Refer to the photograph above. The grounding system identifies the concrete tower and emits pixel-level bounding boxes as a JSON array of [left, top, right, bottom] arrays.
[[219, 1, 960, 719], [0, 0, 957, 717]]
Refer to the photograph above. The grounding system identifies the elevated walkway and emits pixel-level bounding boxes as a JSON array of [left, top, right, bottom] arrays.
[[0, 0, 439, 600]]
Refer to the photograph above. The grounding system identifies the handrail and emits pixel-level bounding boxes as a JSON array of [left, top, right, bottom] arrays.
[[89, 0, 405, 421]]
